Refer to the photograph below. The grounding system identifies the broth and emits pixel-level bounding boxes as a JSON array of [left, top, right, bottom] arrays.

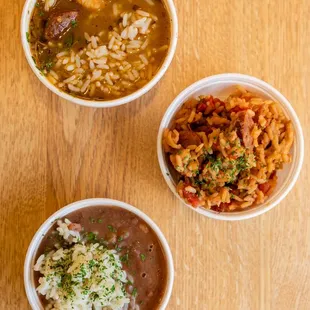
[[28, 0, 171, 100], [35, 206, 168, 309]]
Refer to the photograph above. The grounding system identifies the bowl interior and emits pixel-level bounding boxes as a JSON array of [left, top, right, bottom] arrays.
[[24, 199, 174, 309], [21, 0, 178, 108], [158, 74, 304, 220]]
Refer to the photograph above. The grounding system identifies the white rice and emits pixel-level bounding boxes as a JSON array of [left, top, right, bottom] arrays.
[[75, 55, 81, 68], [105, 72, 114, 85], [56, 51, 68, 58], [80, 79, 91, 93], [65, 64, 75, 71], [35, 244, 129, 310], [136, 10, 150, 17], [68, 84, 80, 92], [144, 0, 155, 5], [63, 75, 76, 83], [49, 70, 58, 80], [56, 219, 81, 243], [84, 32, 91, 41], [44, 0, 56, 11], [139, 54, 149, 65]]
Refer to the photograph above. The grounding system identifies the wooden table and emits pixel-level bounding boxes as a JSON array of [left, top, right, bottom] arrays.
[[1, 0, 309, 309]]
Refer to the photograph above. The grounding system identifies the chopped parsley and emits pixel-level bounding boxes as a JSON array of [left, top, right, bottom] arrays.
[[88, 259, 96, 268], [132, 287, 138, 297], [140, 254, 146, 262], [120, 253, 129, 265], [71, 20, 78, 28], [236, 155, 251, 171], [107, 225, 116, 232], [44, 60, 54, 71], [64, 34, 74, 48], [86, 232, 97, 241]]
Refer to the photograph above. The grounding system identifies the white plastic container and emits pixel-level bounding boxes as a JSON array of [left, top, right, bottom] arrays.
[[157, 73, 304, 221], [20, 0, 178, 108], [24, 198, 174, 309]]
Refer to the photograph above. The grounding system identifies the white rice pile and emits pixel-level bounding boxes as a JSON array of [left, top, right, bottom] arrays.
[[56, 218, 81, 244], [47, 7, 168, 98], [34, 220, 130, 310]]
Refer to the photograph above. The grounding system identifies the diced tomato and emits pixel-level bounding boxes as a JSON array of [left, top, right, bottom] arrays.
[[219, 202, 231, 211], [196, 102, 207, 113], [208, 96, 214, 104], [213, 98, 225, 105], [258, 182, 272, 194], [228, 154, 238, 160], [211, 202, 231, 212], [183, 189, 201, 207], [212, 142, 220, 150], [68, 223, 82, 232], [187, 196, 201, 207]]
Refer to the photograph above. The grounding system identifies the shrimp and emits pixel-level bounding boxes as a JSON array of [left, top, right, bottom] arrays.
[[76, 0, 109, 10]]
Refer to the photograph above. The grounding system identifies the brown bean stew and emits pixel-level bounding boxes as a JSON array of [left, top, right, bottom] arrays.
[[35, 206, 167, 309]]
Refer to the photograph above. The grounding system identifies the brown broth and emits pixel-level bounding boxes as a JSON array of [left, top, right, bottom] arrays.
[[35, 206, 168, 309], [28, 0, 171, 101]]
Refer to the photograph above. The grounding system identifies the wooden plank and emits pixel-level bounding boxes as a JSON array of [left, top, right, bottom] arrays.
[[0, 0, 309, 308]]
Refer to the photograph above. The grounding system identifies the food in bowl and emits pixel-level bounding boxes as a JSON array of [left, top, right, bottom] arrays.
[[27, 0, 171, 100], [162, 86, 294, 212], [33, 206, 167, 309]]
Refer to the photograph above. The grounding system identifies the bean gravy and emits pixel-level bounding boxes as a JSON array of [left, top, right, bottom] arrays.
[[35, 206, 168, 309]]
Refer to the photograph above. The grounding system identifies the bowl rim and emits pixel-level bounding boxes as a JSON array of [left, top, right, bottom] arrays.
[[20, 0, 178, 108], [24, 198, 174, 309], [157, 73, 304, 221]]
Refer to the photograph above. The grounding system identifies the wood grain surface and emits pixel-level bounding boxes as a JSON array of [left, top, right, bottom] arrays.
[[0, 0, 310, 309]]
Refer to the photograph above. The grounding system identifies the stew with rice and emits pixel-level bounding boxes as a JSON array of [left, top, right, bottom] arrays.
[[28, 0, 171, 100], [35, 206, 168, 309]]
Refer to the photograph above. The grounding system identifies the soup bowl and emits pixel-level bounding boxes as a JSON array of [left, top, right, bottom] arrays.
[[24, 198, 174, 309], [21, 0, 178, 108], [157, 73, 304, 221]]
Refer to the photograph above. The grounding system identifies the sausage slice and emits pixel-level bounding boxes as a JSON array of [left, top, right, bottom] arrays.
[[179, 131, 201, 148], [239, 111, 254, 149], [45, 10, 79, 40]]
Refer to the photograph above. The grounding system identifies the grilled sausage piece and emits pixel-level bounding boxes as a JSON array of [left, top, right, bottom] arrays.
[[179, 131, 201, 148], [45, 10, 79, 40], [240, 111, 254, 149]]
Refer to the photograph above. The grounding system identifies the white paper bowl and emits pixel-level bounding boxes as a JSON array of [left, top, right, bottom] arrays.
[[20, 0, 178, 108], [24, 198, 174, 309], [157, 73, 304, 221]]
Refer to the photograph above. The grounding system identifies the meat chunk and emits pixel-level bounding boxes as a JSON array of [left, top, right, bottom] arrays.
[[179, 131, 201, 148], [239, 111, 254, 149], [76, 0, 108, 10], [45, 11, 79, 40], [68, 223, 82, 232]]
